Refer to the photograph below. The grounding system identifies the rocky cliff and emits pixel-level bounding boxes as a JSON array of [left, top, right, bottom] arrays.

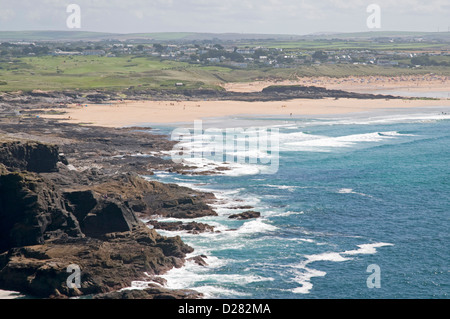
[[0, 166, 83, 253], [0, 140, 67, 173], [0, 141, 204, 299]]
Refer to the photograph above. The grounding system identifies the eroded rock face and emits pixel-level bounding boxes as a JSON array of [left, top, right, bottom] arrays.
[[0, 141, 201, 299], [0, 169, 83, 253], [84, 174, 218, 219], [0, 227, 193, 298], [0, 140, 66, 173]]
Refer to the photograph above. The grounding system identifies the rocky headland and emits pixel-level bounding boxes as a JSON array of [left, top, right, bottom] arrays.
[[0, 112, 217, 299], [0, 85, 398, 299], [0, 85, 401, 111]]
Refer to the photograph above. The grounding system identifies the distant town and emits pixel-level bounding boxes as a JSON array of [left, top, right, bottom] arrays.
[[2, 37, 450, 70]]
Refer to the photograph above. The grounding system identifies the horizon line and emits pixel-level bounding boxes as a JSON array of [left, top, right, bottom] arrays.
[[1, 30, 450, 36]]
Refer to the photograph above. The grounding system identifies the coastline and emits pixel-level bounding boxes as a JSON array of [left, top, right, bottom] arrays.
[[2, 79, 450, 299], [40, 97, 450, 128], [140, 106, 450, 298], [0, 109, 216, 299]]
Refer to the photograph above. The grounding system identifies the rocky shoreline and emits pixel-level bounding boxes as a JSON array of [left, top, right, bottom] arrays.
[[0, 85, 399, 299], [0, 84, 401, 110], [0, 141, 211, 299], [0, 105, 220, 298]]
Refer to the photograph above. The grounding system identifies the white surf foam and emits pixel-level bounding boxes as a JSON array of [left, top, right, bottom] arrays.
[[314, 113, 450, 126], [292, 268, 327, 294], [159, 259, 274, 298], [291, 242, 394, 294], [235, 219, 278, 235], [337, 188, 373, 197], [342, 243, 394, 255], [263, 184, 299, 192], [194, 286, 251, 298], [282, 131, 409, 152], [264, 210, 305, 217], [0, 290, 25, 299]]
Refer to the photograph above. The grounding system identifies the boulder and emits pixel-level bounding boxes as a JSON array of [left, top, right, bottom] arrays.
[[93, 284, 202, 299], [187, 255, 208, 267], [228, 211, 261, 220], [147, 221, 215, 234]]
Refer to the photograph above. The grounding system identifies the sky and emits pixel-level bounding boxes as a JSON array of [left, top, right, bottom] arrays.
[[0, 0, 449, 35]]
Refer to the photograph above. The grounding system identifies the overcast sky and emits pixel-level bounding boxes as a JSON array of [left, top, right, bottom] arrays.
[[0, 0, 449, 35]]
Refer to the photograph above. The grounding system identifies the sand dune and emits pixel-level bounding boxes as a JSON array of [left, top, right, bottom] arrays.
[[223, 75, 450, 93]]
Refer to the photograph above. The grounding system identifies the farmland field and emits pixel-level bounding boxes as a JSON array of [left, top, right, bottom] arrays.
[[1, 55, 450, 92]]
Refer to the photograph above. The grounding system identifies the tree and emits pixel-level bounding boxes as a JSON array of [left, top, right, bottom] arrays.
[[312, 50, 328, 62], [153, 43, 165, 53], [253, 48, 267, 59]]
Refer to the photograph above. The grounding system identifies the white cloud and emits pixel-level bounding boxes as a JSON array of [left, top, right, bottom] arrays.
[[0, 8, 15, 21], [0, 0, 448, 34]]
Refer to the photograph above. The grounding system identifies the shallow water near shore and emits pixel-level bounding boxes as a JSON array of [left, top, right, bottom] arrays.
[[145, 107, 450, 299]]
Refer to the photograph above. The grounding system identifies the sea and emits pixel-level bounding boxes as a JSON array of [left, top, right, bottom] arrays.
[[142, 103, 450, 299], [1, 94, 449, 300]]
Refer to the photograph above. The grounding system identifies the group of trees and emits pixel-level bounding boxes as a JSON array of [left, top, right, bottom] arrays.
[[312, 50, 328, 62], [410, 55, 450, 67], [0, 43, 50, 56]]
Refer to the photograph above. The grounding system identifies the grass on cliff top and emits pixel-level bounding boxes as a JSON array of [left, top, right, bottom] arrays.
[[1, 55, 450, 92]]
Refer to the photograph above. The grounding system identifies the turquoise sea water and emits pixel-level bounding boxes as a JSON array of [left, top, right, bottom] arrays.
[[145, 107, 449, 299]]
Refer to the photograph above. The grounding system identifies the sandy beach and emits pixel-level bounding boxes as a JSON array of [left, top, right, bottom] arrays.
[[223, 75, 450, 93], [36, 75, 450, 128], [41, 97, 450, 128]]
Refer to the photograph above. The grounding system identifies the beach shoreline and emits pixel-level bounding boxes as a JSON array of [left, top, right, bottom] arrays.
[[41, 97, 450, 128], [32, 74, 449, 128]]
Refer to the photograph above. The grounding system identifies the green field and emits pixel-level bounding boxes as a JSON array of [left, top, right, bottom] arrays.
[[1, 55, 450, 92], [0, 56, 228, 91], [240, 40, 449, 51]]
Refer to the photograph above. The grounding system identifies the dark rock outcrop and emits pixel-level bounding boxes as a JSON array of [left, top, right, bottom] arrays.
[[92, 284, 202, 299], [82, 174, 217, 219], [0, 226, 193, 298], [147, 221, 215, 234], [0, 168, 83, 253], [228, 211, 261, 220], [187, 255, 209, 267], [0, 140, 66, 173], [0, 139, 203, 299], [259, 85, 400, 100], [64, 190, 141, 240]]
